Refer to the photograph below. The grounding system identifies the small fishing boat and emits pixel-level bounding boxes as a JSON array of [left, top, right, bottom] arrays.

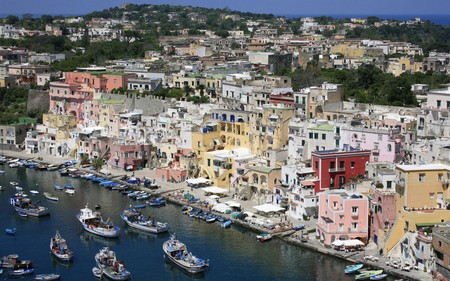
[[64, 184, 74, 189], [163, 235, 209, 274], [120, 207, 169, 233], [0, 186, 4, 191], [10, 193, 50, 217], [345, 263, 363, 274], [44, 192, 59, 201], [0, 170, 5, 174], [30, 190, 39, 195], [54, 184, 63, 190], [147, 196, 166, 206], [92, 266, 102, 278], [34, 273, 61, 280], [355, 270, 384, 281], [221, 220, 232, 228], [10, 181, 18, 186], [133, 203, 146, 209], [217, 216, 225, 222], [9, 268, 34, 276], [47, 164, 60, 171], [256, 233, 272, 242], [77, 205, 120, 238], [15, 186, 23, 191], [65, 189, 75, 195], [0, 254, 32, 269], [370, 274, 388, 280], [95, 247, 131, 280], [205, 214, 216, 223], [5, 228, 16, 235], [50, 231, 73, 262], [9, 163, 20, 168]]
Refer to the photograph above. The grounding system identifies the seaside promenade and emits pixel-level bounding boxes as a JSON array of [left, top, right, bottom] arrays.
[[1, 150, 434, 281]]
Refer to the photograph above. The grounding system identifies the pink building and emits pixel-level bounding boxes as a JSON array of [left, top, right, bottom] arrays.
[[64, 72, 134, 92], [370, 189, 396, 246], [316, 189, 369, 246], [156, 167, 188, 183], [49, 82, 94, 122], [109, 141, 151, 171], [341, 127, 404, 163]]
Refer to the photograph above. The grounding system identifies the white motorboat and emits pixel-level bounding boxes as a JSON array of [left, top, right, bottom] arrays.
[[162, 235, 209, 274], [120, 207, 169, 233], [50, 231, 73, 262], [76, 205, 120, 238]]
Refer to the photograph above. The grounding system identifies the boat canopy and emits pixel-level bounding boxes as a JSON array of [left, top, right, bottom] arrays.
[[253, 204, 284, 213], [212, 203, 232, 213], [186, 178, 212, 185], [224, 201, 241, 208]]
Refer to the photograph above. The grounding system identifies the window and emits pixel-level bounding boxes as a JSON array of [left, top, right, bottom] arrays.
[[351, 162, 355, 168], [352, 222, 358, 230], [315, 161, 318, 169], [309, 132, 313, 139], [339, 161, 344, 168], [429, 193, 435, 199], [437, 100, 442, 108], [419, 173, 425, 182], [314, 133, 318, 139], [207, 159, 211, 166], [438, 173, 443, 182], [387, 181, 392, 189], [352, 206, 358, 213], [330, 177, 334, 187], [330, 162, 335, 169], [387, 144, 392, 152], [338, 224, 344, 231], [333, 201, 337, 208], [322, 134, 326, 140]]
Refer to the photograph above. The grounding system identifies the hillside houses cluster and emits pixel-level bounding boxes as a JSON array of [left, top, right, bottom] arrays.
[[2, 11, 450, 279]]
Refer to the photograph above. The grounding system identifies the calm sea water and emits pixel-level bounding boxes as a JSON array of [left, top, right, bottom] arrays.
[[0, 164, 360, 281]]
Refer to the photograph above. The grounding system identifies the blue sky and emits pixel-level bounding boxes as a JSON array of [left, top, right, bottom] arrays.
[[0, 0, 449, 16]]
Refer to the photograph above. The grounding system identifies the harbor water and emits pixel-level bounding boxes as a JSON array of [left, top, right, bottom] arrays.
[[0, 164, 378, 281]]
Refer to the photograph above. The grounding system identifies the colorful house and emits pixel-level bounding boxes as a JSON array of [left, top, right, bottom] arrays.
[[311, 146, 371, 193], [316, 189, 369, 246], [384, 164, 450, 254]]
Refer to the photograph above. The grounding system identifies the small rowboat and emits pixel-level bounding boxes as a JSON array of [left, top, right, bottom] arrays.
[[30, 190, 39, 195], [345, 263, 363, 274], [370, 274, 388, 280], [18, 210, 28, 217], [44, 192, 59, 201], [221, 220, 232, 228], [256, 233, 272, 242], [9, 268, 34, 276], [5, 228, 16, 235]]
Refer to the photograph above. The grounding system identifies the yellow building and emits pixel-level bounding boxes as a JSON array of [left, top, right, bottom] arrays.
[[331, 44, 365, 58], [42, 113, 77, 129], [202, 148, 253, 188], [384, 164, 450, 253], [387, 57, 422, 77]]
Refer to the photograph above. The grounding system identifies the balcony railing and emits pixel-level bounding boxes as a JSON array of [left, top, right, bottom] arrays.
[[329, 167, 345, 173], [351, 211, 359, 217]]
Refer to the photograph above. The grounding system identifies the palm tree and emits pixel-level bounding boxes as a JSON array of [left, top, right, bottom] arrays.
[[80, 154, 90, 166], [183, 85, 193, 99], [196, 84, 206, 97], [91, 157, 104, 172]]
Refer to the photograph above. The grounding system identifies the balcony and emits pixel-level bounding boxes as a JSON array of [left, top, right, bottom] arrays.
[[395, 177, 405, 186], [351, 211, 359, 217], [372, 148, 379, 154], [329, 167, 345, 173]]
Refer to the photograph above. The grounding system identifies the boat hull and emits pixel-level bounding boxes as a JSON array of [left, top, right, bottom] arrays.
[[120, 213, 168, 233], [102, 268, 131, 280], [163, 251, 206, 274], [78, 221, 120, 238], [14, 206, 50, 217]]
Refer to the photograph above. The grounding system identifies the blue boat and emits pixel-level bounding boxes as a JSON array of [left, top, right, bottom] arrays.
[[217, 216, 225, 222], [9, 268, 34, 276], [5, 228, 16, 235], [205, 214, 216, 223], [133, 203, 146, 209], [345, 263, 363, 274], [292, 224, 305, 231], [64, 184, 74, 189], [147, 197, 165, 206], [221, 220, 232, 228]]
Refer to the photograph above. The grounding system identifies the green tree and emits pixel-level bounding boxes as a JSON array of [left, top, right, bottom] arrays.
[[91, 157, 104, 172], [80, 154, 90, 166]]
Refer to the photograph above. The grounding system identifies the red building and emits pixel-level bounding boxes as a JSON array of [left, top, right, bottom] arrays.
[[311, 147, 371, 193], [269, 92, 294, 107]]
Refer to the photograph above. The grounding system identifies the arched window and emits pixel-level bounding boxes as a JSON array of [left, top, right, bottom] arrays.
[[387, 144, 392, 152], [260, 175, 267, 184], [252, 174, 259, 184]]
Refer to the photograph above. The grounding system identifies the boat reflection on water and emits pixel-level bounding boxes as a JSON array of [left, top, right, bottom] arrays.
[[163, 260, 206, 280], [79, 231, 120, 248], [49, 254, 74, 269]]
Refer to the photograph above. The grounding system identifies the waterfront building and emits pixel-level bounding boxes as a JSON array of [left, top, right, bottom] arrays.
[[433, 227, 450, 280], [311, 147, 371, 193], [316, 189, 369, 246], [384, 164, 450, 255], [0, 117, 36, 146]]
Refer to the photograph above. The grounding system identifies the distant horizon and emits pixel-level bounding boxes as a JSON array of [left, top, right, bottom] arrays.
[[0, 0, 449, 18]]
